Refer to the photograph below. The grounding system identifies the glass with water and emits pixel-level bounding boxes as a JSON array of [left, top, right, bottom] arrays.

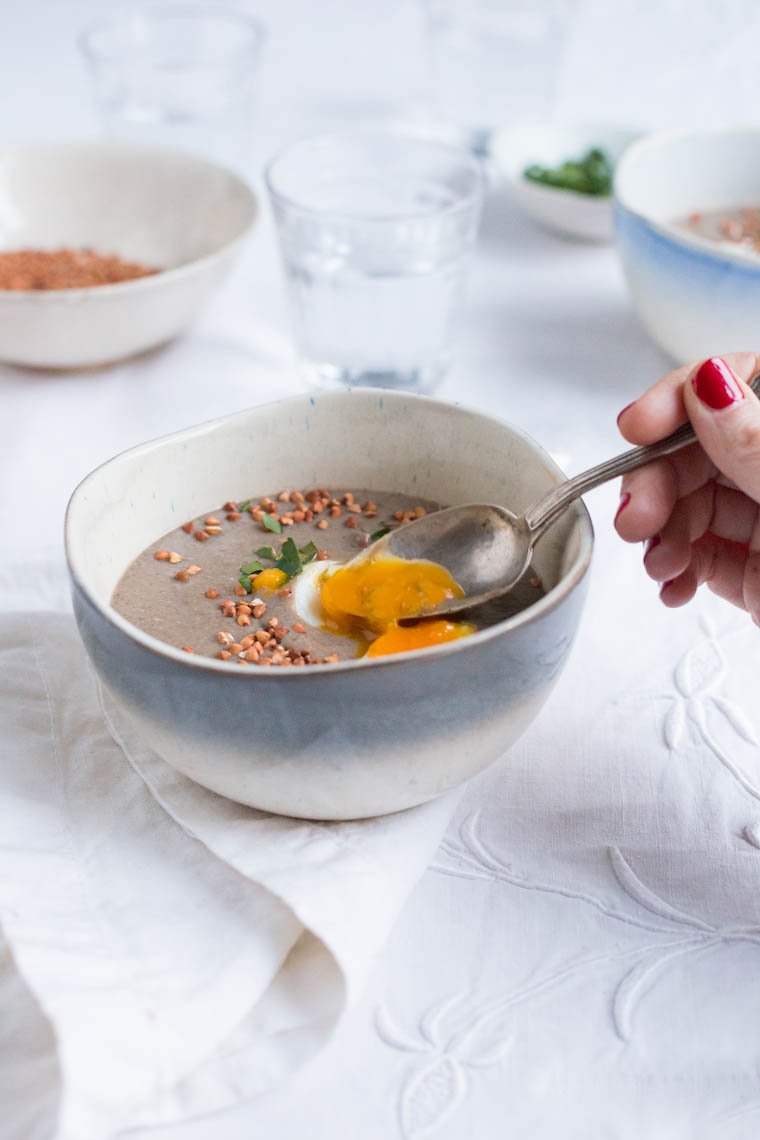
[[266, 133, 484, 392], [79, 5, 266, 172]]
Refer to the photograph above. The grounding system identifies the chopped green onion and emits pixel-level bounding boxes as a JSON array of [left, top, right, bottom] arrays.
[[523, 147, 613, 197]]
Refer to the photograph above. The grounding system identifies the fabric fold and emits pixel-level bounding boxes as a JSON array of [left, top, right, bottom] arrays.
[[0, 613, 458, 1140]]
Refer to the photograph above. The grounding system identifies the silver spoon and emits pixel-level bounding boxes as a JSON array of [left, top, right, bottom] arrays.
[[361, 373, 760, 624]]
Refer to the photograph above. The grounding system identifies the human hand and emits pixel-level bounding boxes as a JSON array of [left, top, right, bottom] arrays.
[[614, 353, 760, 623]]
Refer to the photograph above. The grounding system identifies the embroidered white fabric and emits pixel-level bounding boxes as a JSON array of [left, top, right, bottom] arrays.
[[2, 1, 760, 1137]]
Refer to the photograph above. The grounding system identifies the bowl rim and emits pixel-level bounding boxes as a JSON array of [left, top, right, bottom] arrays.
[[65, 388, 594, 679], [614, 124, 760, 268], [0, 140, 258, 300]]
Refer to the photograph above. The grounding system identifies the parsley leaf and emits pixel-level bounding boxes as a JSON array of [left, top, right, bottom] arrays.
[[256, 546, 276, 560], [261, 513, 282, 534], [240, 560, 265, 576], [276, 537, 302, 579], [298, 541, 318, 563], [370, 525, 391, 542]]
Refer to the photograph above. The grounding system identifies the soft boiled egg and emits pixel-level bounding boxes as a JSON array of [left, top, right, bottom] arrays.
[[293, 553, 476, 660]]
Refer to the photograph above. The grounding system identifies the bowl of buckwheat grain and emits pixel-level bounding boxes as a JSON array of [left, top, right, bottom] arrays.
[[0, 141, 256, 368]]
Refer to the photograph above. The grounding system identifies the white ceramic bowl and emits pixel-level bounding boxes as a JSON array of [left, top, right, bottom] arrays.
[[65, 389, 593, 820], [492, 121, 639, 241], [615, 126, 760, 362], [0, 142, 257, 368]]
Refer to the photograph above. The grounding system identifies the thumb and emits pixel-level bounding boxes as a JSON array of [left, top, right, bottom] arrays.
[[683, 356, 760, 503]]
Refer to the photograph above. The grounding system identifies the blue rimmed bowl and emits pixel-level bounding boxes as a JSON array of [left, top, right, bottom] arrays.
[[65, 389, 593, 820], [614, 127, 760, 362]]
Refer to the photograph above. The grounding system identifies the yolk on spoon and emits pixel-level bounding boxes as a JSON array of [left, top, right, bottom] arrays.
[[319, 554, 476, 659]]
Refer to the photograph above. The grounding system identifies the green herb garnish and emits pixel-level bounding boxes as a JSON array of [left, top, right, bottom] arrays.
[[298, 541, 318, 563], [276, 537, 302, 579], [239, 575, 252, 592], [370, 525, 391, 542], [261, 513, 283, 534], [238, 499, 253, 513], [239, 536, 319, 588], [240, 560, 265, 576], [523, 147, 613, 197]]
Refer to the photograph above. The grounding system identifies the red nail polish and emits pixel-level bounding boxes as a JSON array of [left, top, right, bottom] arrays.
[[616, 401, 635, 427], [692, 357, 744, 410], [644, 535, 661, 558], [614, 492, 630, 523]]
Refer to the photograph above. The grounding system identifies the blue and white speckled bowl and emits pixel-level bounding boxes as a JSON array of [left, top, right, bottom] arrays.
[[65, 390, 592, 820], [615, 127, 760, 363]]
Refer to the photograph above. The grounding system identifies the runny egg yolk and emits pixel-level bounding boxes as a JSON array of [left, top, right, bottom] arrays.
[[318, 555, 476, 659]]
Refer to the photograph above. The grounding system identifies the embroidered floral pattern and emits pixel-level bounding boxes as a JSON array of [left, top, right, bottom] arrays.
[[376, 994, 512, 1139], [433, 814, 760, 1042], [637, 614, 760, 800]]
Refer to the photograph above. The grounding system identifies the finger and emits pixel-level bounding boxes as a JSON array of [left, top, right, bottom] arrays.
[[642, 483, 715, 581], [743, 513, 760, 625], [694, 534, 749, 611], [658, 534, 746, 610], [615, 443, 715, 542], [683, 356, 760, 506], [617, 351, 760, 445], [644, 483, 759, 580], [709, 483, 760, 544]]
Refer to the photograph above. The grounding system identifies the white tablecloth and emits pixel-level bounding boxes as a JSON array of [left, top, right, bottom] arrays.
[[3, 2, 760, 1137]]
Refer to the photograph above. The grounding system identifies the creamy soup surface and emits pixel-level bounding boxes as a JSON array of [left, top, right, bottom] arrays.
[[112, 486, 545, 667]]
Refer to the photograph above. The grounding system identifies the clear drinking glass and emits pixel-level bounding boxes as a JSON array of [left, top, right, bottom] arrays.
[[79, 4, 266, 171], [423, 0, 577, 151], [265, 132, 484, 392]]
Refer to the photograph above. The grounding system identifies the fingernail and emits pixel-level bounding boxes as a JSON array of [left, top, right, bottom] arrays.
[[644, 535, 661, 558], [692, 357, 745, 410], [616, 401, 635, 427], [614, 492, 631, 523]]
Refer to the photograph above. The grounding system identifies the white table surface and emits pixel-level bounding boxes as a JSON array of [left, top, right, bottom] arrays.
[[4, 2, 760, 1138]]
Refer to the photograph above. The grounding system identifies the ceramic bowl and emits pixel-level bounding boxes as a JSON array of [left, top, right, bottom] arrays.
[[614, 126, 760, 362], [65, 389, 593, 820], [0, 142, 257, 368], [491, 121, 639, 241]]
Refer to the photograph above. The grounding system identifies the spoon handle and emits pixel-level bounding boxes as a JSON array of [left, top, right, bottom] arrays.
[[525, 372, 760, 538]]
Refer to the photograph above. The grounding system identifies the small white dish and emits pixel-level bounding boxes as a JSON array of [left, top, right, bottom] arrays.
[[491, 121, 639, 242], [0, 142, 257, 369], [615, 126, 760, 362]]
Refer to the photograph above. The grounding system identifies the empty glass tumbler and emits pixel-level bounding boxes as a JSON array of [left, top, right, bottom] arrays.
[[80, 4, 266, 171], [265, 132, 484, 392], [423, 0, 577, 149]]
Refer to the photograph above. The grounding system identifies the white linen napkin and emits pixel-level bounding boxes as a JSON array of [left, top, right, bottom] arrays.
[[0, 611, 459, 1140]]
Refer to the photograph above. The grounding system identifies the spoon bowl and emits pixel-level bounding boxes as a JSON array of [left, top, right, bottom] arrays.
[[370, 372, 760, 624]]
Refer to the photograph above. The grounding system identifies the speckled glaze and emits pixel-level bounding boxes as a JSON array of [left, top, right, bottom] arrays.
[[65, 390, 593, 820], [615, 127, 760, 362]]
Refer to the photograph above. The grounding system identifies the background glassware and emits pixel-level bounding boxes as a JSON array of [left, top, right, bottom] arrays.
[[79, 4, 266, 171], [265, 131, 484, 393], [422, 0, 577, 152]]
